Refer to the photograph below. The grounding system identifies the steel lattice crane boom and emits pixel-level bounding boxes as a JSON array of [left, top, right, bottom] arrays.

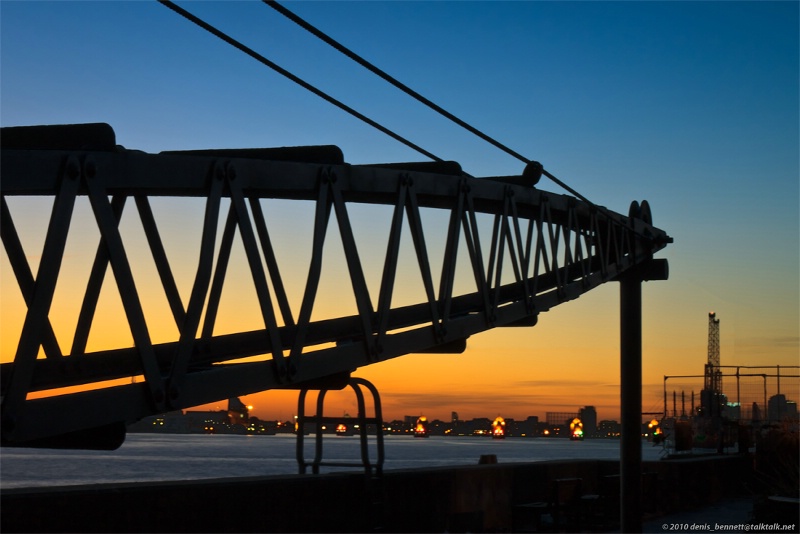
[[0, 123, 672, 449]]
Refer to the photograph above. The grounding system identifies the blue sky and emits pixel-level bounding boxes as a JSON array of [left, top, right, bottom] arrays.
[[1, 1, 798, 421]]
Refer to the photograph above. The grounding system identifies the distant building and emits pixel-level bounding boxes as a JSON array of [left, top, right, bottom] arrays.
[[508, 416, 540, 437], [184, 410, 234, 433], [461, 418, 493, 436], [598, 420, 621, 437], [699, 389, 727, 418], [387, 420, 407, 434], [228, 397, 250, 426], [768, 394, 799, 422], [127, 410, 188, 433], [725, 402, 741, 421], [579, 406, 598, 437], [182, 397, 251, 434], [546, 411, 579, 426]]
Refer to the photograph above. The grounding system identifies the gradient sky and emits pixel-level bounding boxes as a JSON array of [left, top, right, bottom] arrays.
[[1, 1, 798, 424]]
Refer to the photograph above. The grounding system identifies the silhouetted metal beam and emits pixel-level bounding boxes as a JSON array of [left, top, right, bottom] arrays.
[[0, 124, 671, 447], [618, 248, 669, 533], [620, 270, 643, 533]]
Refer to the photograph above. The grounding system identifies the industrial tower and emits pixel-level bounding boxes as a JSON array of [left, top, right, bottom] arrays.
[[700, 312, 725, 419], [705, 312, 722, 393]]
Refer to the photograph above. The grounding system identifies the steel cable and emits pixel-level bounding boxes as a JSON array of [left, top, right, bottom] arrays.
[[158, 0, 446, 165], [263, 0, 597, 207], [160, 0, 642, 229]]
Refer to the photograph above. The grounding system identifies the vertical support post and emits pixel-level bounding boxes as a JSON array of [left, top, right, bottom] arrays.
[[673, 390, 677, 418], [736, 367, 741, 409], [617, 198, 669, 531], [620, 271, 643, 534]]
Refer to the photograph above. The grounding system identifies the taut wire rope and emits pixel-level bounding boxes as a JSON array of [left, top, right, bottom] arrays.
[[263, 0, 597, 207], [158, 0, 446, 166]]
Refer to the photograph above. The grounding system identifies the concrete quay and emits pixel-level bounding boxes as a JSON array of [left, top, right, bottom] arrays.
[[2, 454, 759, 533]]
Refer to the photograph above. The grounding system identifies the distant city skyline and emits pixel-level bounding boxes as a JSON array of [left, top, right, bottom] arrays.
[[135, 385, 798, 441], [221, 357, 799, 424]]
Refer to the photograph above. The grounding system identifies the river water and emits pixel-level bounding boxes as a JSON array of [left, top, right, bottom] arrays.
[[0, 433, 666, 489]]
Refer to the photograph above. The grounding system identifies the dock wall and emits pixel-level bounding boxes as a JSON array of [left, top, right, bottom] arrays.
[[2, 455, 753, 533]]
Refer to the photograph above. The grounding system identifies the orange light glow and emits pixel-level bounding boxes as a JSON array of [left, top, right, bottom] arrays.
[[491, 416, 506, 438], [569, 418, 584, 440], [414, 416, 429, 437]]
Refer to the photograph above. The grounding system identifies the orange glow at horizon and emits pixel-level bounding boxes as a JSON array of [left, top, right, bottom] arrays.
[[2, 197, 798, 427]]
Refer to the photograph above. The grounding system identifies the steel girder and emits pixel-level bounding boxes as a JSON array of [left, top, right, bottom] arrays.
[[0, 124, 671, 446]]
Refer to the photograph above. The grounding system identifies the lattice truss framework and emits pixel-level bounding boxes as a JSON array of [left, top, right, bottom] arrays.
[[0, 124, 671, 444]]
